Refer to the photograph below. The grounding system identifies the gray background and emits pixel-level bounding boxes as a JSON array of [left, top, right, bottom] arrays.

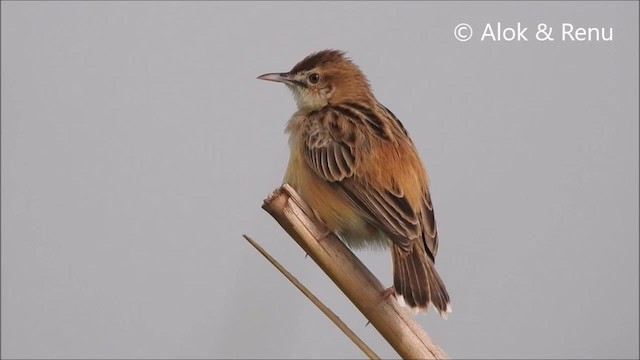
[[1, 1, 638, 359]]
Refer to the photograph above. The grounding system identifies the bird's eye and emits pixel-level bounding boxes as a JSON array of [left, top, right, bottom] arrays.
[[308, 73, 320, 84]]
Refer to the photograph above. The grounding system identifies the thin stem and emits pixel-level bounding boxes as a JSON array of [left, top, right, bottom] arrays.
[[242, 234, 380, 360]]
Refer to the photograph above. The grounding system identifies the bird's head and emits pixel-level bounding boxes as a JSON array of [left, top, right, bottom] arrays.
[[257, 49, 373, 110]]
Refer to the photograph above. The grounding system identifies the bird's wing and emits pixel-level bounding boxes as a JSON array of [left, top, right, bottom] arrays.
[[420, 189, 439, 258], [303, 105, 438, 258]]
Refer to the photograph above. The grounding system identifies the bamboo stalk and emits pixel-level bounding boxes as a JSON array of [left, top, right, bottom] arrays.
[[262, 184, 449, 360]]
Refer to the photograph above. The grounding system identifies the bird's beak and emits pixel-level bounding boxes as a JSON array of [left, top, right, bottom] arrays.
[[257, 72, 295, 85]]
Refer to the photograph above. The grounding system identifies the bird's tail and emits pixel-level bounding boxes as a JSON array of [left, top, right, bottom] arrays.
[[391, 241, 451, 318]]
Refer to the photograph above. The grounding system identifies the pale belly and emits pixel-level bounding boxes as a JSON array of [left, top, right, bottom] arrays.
[[283, 150, 389, 250]]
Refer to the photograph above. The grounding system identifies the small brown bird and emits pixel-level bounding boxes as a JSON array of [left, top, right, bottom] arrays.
[[258, 50, 451, 317]]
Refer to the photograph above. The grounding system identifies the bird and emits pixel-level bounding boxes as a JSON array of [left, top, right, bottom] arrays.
[[257, 49, 451, 317]]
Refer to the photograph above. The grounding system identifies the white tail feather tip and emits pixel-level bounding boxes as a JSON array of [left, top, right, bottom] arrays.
[[396, 295, 407, 308], [395, 295, 452, 319]]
